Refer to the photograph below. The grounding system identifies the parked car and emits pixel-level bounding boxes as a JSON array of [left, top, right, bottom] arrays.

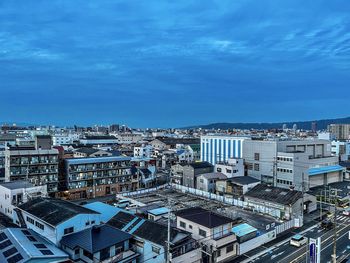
[[290, 234, 308, 247]]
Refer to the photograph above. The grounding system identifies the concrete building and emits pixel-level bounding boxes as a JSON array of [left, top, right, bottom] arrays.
[[201, 135, 249, 165], [243, 139, 340, 191], [182, 162, 214, 188], [214, 158, 245, 178], [114, 133, 142, 144], [0, 181, 47, 219], [216, 176, 260, 197], [14, 197, 101, 245], [133, 145, 154, 158], [176, 207, 239, 263], [329, 124, 350, 140], [4, 146, 59, 194], [196, 172, 227, 193], [64, 156, 138, 199], [73, 147, 112, 158], [244, 184, 316, 220], [331, 140, 350, 161], [80, 135, 118, 145]]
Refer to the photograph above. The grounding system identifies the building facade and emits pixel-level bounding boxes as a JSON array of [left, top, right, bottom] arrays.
[[201, 135, 249, 165]]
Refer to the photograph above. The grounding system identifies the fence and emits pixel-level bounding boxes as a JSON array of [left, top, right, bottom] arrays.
[[118, 184, 168, 197], [239, 229, 277, 255]]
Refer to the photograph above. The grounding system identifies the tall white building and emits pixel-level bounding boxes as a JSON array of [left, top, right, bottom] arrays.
[[200, 135, 250, 165]]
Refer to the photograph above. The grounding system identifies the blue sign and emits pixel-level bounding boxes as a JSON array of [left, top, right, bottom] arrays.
[[310, 243, 316, 263]]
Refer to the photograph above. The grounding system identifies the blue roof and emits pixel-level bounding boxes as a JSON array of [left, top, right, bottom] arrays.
[[84, 202, 122, 223], [232, 223, 257, 237], [66, 156, 131, 165], [308, 165, 344, 176], [292, 234, 304, 240], [148, 207, 169, 216]]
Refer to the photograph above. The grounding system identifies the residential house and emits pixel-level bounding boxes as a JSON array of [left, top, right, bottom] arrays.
[[73, 148, 112, 158], [196, 172, 227, 193], [216, 176, 260, 197], [182, 162, 214, 188]]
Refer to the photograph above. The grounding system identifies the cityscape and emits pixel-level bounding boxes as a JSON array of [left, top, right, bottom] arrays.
[[1, 1, 350, 263]]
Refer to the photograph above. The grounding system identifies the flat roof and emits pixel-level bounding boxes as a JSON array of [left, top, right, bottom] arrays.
[[232, 223, 257, 237], [0, 181, 34, 190], [66, 156, 131, 165], [308, 165, 344, 176], [148, 207, 169, 216]]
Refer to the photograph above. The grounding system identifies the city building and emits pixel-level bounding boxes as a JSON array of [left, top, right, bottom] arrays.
[[216, 176, 260, 197], [0, 181, 47, 219], [176, 207, 239, 263], [214, 158, 245, 178], [133, 145, 154, 158], [182, 161, 214, 188], [73, 147, 113, 158], [329, 124, 350, 140], [113, 133, 143, 144], [14, 197, 101, 245], [243, 139, 341, 191], [80, 135, 118, 145], [61, 224, 139, 263], [4, 146, 59, 194], [196, 172, 227, 192], [201, 135, 249, 165], [64, 156, 138, 199]]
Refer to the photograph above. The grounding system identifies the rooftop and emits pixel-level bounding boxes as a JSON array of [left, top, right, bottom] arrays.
[[0, 181, 34, 190], [175, 207, 235, 228], [18, 198, 99, 226], [197, 172, 227, 180], [232, 223, 257, 237], [188, 161, 213, 169], [245, 184, 303, 205], [65, 155, 131, 165], [148, 207, 169, 216], [229, 176, 260, 185], [61, 225, 131, 254]]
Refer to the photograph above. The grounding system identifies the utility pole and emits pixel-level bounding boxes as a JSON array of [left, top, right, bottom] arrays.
[[166, 198, 171, 263], [331, 188, 340, 263]]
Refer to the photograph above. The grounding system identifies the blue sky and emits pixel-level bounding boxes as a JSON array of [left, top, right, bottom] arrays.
[[0, 0, 349, 128]]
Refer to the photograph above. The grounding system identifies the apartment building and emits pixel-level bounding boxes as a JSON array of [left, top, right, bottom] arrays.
[[243, 139, 341, 191], [201, 135, 250, 165], [64, 156, 138, 199], [214, 158, 245, 178], [4, 146, 59, 194], [329, 124, 350, 140]]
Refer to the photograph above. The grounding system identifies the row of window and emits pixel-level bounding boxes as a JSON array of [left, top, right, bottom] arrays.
[[277, 168, 293, 173], [26, 216, 44, 230], [277, 156, 293, 162], [247, 163, 259, 171], [277, 179, 293, 185], [216, 243, 234, 258]]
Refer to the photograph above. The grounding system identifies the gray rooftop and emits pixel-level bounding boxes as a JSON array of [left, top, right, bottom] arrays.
[[229, 176, 260, 185], [0, 181, 34, 190]]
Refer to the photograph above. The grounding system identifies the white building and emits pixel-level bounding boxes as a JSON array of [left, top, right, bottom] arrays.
[[14, 198, 101, 245], [0, 181, 47, 219], [52, 135, 75, 145], [134, 145, 154, 158], [331, 141, 350, 161], [201, 135, 250, 165], [214, 158, 245, 178]]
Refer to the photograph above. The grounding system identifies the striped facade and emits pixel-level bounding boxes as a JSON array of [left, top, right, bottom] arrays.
[[200, 135, 249, 165]]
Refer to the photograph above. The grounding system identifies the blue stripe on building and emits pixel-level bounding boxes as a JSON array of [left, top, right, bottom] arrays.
[[238, 140, 241, 158], [223, 139, 226, 162]]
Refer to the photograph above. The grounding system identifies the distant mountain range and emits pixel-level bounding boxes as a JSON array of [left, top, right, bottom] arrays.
[[184, 116, 350, 130]]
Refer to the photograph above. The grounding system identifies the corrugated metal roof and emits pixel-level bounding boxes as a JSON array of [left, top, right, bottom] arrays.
[[308, 165, 344, 176]]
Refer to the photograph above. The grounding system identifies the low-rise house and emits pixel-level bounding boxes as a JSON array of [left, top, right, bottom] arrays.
[[214, 158, 244, 178], [183, 162, 214, 188], [216, 176, 260, 197], [0, 228, 69, 263], [73, 147, 112, 158], [244, 184, 314, 220], [134, 145, 154, 158], [108, 211, 201, 263], [196, 172, 227, 193], [170, 163, 186, 185], [0, 181, 47, 219], [176, 207, 239, 263], [14, 197, 101, 245], [231, 223, 258, 243], [147, 207, 169, 222], [61, 224, 139, 263]]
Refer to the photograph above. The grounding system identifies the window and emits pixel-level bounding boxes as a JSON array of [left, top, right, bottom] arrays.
[[199, 229, 206, 237], [216, 249, 221, 258], [64, 227, 74, 235], [91, 220, 95, 224], [226, 244, 234, 253], [216, 168, 222, 172], [74, 249, 80, 255], [247, 163, 253, 170], [83, 249, 93, 260], [35, 221, 44, 230], [180, 221, 186, 228], [254, 163, 260, 171], [85, 221, 90, 226], [226, 169, 232, 174], [152, 246, 160, 254], [189, 225, 193, 229], [254, 153, 260, 161], [26, 217, 34, 224]]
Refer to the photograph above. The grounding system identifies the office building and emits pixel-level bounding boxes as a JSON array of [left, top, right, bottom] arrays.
[[329, 124, 350, 140]]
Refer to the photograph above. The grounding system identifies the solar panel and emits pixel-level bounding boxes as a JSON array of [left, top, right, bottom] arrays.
[[0, 240, 12, 249], [40, 249, 54, 255], [21, 230, 31, 236], [26, 236, 37, 242], [3, 247, 18, 258], [0, 233, 8, 242], [7, 253, 24, 263], [34, 244, 47, 249]]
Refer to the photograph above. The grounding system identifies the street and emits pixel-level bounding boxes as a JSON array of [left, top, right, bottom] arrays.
[[244, 214, 350, 263]]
